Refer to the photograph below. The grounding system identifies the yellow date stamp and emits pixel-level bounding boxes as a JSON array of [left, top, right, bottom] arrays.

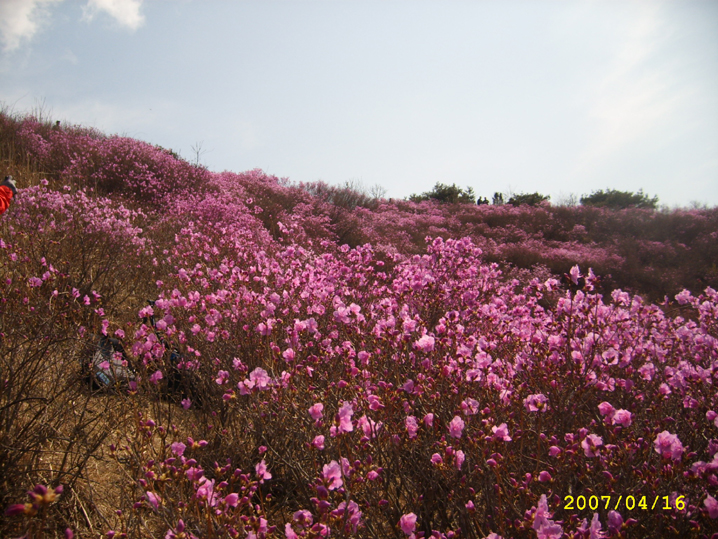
[[563, 494, 686, 512]]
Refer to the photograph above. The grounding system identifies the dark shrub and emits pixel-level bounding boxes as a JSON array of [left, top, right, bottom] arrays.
[[580, 188, 658, 209]]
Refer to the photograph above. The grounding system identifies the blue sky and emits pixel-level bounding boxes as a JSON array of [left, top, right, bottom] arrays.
[[1, 0, 717, 207]]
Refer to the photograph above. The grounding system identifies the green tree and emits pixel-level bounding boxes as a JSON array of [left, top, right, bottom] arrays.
[[409, 182, 476, 204], [507, 192, 550, 206], [580, 189, 658, 209]]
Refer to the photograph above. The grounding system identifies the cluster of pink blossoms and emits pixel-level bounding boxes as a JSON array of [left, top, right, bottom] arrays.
[[3, 112, 718, 538]]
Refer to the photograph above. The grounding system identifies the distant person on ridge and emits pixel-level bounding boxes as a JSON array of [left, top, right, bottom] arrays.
[[1, 176, 17, 216]]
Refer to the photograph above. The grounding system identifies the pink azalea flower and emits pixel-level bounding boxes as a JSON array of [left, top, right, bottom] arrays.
[[654, 431, 684, 461], [405, 416, 419, 439], [312, 435, 325, 450], [492, 422, 512, 442], [461, 397, 480, 415], [333, 306, 351, 323], [323, 460, 343, 490], [285, 523, 298, 539], [455, 450, 465, 470], [293, 509, 313, 525], [588, 512, 604, 539], [215, 370, 229, 385], [532, 494, 563, 539], [675, 289, 692, 305], [170, 442, 186, 456], [581, 434, 603, 458], [597, 401, 615, 418], [257, 322, 271, 336], [415, 335, 435, 352], [332, 500, 363, 533], [638, 362, 655, 380], [341, 457, 352, 477], [249, 367, 271, 389], [149, 370, 163, 385], [367, 394, 384, 411], [539, 471, 552, 482], [704, 494, 718, 519], [612, 409, 632, 427], [607, 511, 623, 533], [569, 265, 581, 285], [524, 393, 549, 412], [145, 491, 161, 510], [358, 415, 382, 438], [448, 415, 465, 439], [337, 402, 354, 433], [308, 403, 324, 421], [196, 477, 217, 506], [255, 459, 272, 482], [399, 513, 417, 535]]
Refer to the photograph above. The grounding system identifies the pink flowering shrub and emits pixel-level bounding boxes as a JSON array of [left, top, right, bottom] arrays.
[[2, 110, 718, 538], [12, 115, 212, 206], [6, 109, 718, 300], [118, 232, 718, 537]]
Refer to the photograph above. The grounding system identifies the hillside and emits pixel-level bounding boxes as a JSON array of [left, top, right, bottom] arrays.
[[1, 111, 718, 538], [4, 112, 718, 301]]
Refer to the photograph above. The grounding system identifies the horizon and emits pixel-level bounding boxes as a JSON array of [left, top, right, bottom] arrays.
[[1, 0, 717, 207]]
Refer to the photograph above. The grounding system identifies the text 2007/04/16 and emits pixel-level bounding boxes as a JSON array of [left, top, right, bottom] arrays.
[[563, 494, 686, 512]]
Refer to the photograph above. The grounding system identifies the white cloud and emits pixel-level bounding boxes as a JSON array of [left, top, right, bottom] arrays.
[[82, 0, 145, 30], [0, 0, 63, 52], [0, 0, 144, 53], [574, 3, 686, 176]]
